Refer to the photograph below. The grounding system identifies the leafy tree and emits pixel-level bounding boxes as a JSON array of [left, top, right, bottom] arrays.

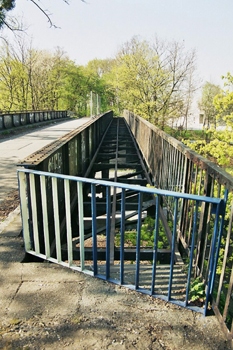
[[198, 81, 221, 129], [110, 36, 196, 129], [0, 41, 28, 110], [85, 58, 117, 113], [0, 39, 113, 115], [0, 41, 66, 110], [186, 74, 233, 173], [214, 73, 233, 124]]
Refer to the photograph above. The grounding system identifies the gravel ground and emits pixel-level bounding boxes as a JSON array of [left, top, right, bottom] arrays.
[[0, 189, 20, 223]]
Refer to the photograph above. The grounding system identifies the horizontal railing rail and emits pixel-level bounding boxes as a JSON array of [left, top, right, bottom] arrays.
[[18, 168, 225, 316], [124, 110, 233, 343]]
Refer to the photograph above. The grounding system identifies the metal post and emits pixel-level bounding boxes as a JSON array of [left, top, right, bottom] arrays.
[[90, 91, 93, 117]]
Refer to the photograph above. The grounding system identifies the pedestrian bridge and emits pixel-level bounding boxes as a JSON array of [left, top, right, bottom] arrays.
[[17, 110, 233, 342]]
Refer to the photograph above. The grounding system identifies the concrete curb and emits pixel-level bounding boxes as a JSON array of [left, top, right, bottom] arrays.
[[0, 206, 21, 234]]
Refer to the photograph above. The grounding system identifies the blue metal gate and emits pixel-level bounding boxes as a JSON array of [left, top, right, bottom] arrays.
[[18, 168, 226, 316]]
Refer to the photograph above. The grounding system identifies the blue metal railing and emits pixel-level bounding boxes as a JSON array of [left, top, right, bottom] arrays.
[[18, 168, 226, 315]]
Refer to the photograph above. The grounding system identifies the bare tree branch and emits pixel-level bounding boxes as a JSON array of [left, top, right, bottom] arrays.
[[29, 0, 58, 28], [0, 0, 87, 31]]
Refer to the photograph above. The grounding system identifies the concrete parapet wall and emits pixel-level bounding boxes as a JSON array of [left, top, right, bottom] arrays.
[[0, 110, 67, 130]]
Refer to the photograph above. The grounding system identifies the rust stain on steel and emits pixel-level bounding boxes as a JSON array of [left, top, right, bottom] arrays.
[[19, 117, 98, 166]]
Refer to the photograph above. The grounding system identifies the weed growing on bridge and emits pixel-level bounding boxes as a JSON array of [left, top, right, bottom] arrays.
[[115, 216, 170, 249], [189, 277, 205, 303]]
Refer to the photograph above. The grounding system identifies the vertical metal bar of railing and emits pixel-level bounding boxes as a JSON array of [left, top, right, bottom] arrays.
[[200, 179, 214, 280], [223, 265, 233, 323], [120, 189, 126, 285], [91, 184, 98, 275], [159, 139, 164, 188], [172, 149, 179, 191], [167, 144, 172, 190], [135, 192, 142, 289], [216, 202, 233, 306], [106, 186, 111, 279], [168, 197, 178, 300], [197, 168, 203, 196], [178, 150, 183, 190], [185, 200, 198, 306], [77, 181, 85, 271], [18, 171, 31, 251], [170, 144, 176, 190], [52, 177, 61, 262], [210, 191, 228, 295], [40, 175, 50, 259], [64, 179, 73, 266], [151, 195, 160, 295], [176, 151, 181, 191], [182, 157, 188, 193], [210, 192, 227, 296], [204, 201, 222, 315], [29, 173, 40, 255], [163, 141, 169, 190]]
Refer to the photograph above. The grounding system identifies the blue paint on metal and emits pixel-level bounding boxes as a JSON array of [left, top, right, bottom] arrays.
[[106, 186, 111, 279], [91, 184, 98, 275], [17, 168, 226, 316], [17, 168, 224, 205], [135, 192, 142, 289], [120, 189, 126, 285], [168, 198, 178, 300], [204, 200, 222, 315], [151, 195, 160, 295], [185, 201, 198, 306], [210, 191, 228, 295]]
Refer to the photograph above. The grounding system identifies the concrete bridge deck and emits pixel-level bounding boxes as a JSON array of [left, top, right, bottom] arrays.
[[0, 117, 90, 203]]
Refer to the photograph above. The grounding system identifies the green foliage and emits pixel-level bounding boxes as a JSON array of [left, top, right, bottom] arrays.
[[189, 277, 205, 302], [107, 36, 196, 128], [0, 34, 195, 122], [0, 41, 113, 114], [140, 216, 157, 247], [198, 81, 221, 129], [195, 73, 233, 169], [182, 74, 233, 175], [115, 216, 170, 249], [184, 131, 233, 172]]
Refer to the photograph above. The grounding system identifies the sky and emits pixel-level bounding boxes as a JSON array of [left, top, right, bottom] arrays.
[[3, 0, 233, 88]]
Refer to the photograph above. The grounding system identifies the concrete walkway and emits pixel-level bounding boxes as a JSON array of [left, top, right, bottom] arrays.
[[0, 117, 90, 203]]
